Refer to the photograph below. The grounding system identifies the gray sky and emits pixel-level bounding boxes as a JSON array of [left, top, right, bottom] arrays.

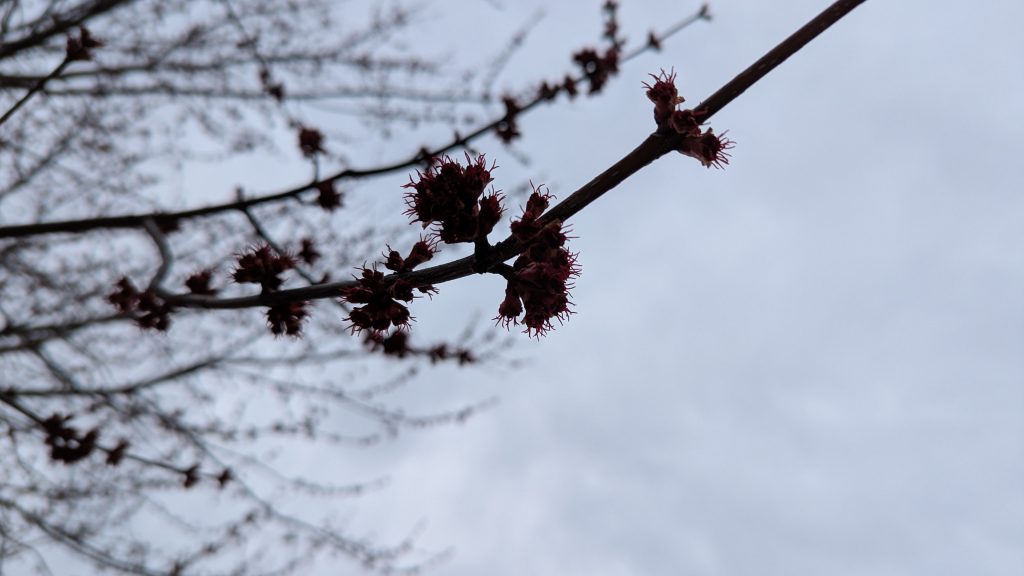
[[199, 1, 1024, 574]]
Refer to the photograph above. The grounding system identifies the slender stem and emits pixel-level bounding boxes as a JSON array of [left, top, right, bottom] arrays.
[[0, 58, 71, 128], [697, 0, 867, 121]]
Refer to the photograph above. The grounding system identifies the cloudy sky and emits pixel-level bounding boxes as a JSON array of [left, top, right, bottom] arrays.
[[191, 1, 1024, 574]]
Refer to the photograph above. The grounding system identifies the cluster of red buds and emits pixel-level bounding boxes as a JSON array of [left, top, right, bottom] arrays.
[[644, 69, 734, 168], [498, 187, 579, 336], [66, 27, 102, 62], [403, 153, 503, 244], [314, 180, 343, 211], [363, 331, 475, 364], [345, 154, 579, 337], [184, 269, 218, 295], [232, 244, 295, 292], [297, 126, 325, 157], [495, 97, 522, 144], [108, 277, 173, 331], [340, 267, 433, 334], [42, 413, 98, 464], [231, 244, 312, 336], [266, 302, 308, 336], [259, 66, 285, 102]]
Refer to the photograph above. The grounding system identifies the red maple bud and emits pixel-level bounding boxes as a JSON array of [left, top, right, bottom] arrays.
[[538, 81, 560, 101], [522, 187, 551, 220], [678, 128, 734, 169], [669, 108, 702, 137], [495, 96, 522, 144], [298, 238, 321, 265], [383, 239, 435, 273], [366, 330, 411, 358], [185, 269, 217, 295], [43, 414, 99, 464], [573, 47, 619, 94], [509, 185, 552, 243], [108, 277, 140, 312], [644, 69, 685, 128], [647, 32, 662, 51], [66, 27, 102, 61], [135, 289, 173, 331], [402, 239, 436, 270], [105, 440, 129, 466], [384, 247, 405, 272], [297, 126, 325, 157], [109, 277, 173, 329], [315, 180, 343, 211], [563, 75, 578, 99], [496, 284, 524, 329], [232, 244, 295, 292], [266, 301, 308, 337], [183, 465, 200, 489], [476, 194, 504, 239]]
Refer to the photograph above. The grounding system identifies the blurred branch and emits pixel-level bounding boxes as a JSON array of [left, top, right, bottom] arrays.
[[0, 2, 712, 239]]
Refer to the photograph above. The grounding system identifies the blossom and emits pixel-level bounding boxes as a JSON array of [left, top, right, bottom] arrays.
[[232, 244, 295, 292], [403, 153, 500, 244], [496, 186, 580, 336]]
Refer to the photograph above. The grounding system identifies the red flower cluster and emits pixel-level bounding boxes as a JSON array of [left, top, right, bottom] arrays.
[[643, 69, 686, 127], [185, 269, 217, 295], [384, 238, 437, 273], [573, 47, 620, 95], [298, 238, 321, 265], [232, 244, 295, 292], [403, 154, 503, 244], [266, 301, 308, 337], [645, 69, 734, 168], [297, 126, 325, 157], [495, 96, 521, 144], [340, 268, 420, 334], [315, 180, 343, 211], [43, 413, 98, 465], [66, 27, 102, 61], [497, 187, 580, 336], [108, 277, 173, 331]]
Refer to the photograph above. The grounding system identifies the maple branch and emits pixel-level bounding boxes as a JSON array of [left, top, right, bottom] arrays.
[[157, 0, 868, 312]]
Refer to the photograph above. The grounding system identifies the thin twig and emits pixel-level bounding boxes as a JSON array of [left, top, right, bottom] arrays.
[[0, 57, 71, 128]]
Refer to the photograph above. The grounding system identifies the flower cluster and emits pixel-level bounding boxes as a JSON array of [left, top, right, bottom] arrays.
[[497, 187, 580, 336], [298, 238, 321, 265], [495, 96, 522, 144], [184, 269, 217, 295], [573, 47, 620, 95], [43, 413, 98, 465], [108, 277, 173, 331], [315, 180, 343, 211], [383, 238, 437, 273], [232, 244, 295, 292], [645, 69, 734, 168], [341, 267, 428, 335], [403, 154, 503, 244], [266, 301, 308, 337], [66, 27, 102, 61], [297, 126, 325, 157]]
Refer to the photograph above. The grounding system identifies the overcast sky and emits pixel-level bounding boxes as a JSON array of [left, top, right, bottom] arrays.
[[191, 1, 1024, 574]]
